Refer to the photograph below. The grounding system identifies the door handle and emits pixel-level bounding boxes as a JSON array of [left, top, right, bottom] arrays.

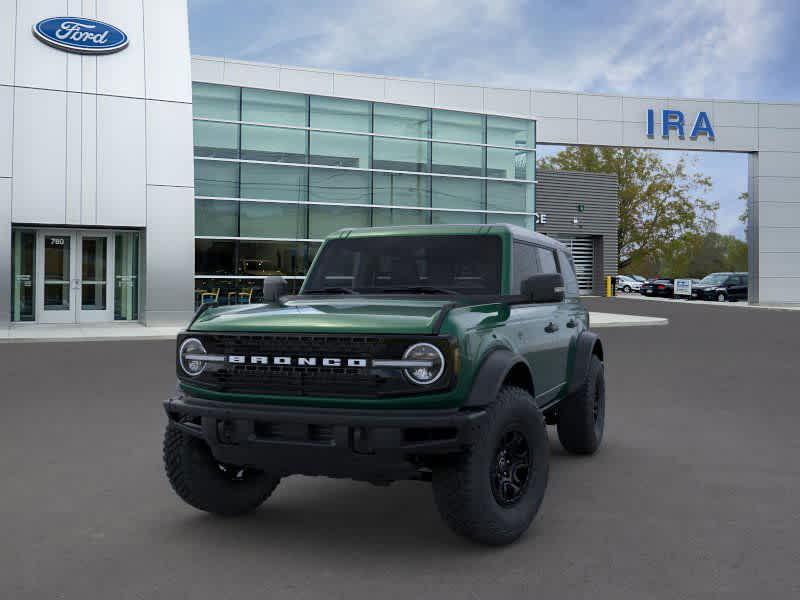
[[545, 322, 559, 333], [566, 319, 577, 328]]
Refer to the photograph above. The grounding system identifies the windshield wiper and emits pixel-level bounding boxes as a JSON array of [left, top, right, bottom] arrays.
[[304, 286, 359, 295], [376, 285, 458, 295]]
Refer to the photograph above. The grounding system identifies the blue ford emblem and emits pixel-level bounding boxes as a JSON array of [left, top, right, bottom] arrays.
[[33, 17, 128, 54]]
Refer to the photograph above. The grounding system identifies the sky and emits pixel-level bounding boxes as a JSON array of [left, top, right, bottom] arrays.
[[188, 0, 800, 240]]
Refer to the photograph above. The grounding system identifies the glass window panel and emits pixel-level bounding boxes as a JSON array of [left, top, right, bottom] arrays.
[[373, 173, 430, 207], [193, 277, 236, 307], [512, 242, 541, 293], [241, 125, 306, 163], [238, 241, 306, 276], [487, 181, 533, 212], [193, 121, 239, 158], [239, 201, 307, 238], [240, 164, 307, 201], [432, 110, 484, 143], [242, 88, 307, 126], [431, 142, 483, 176], [486, 213, 533, 228], [196, 199, 238, 237], [373, 137, 428, 172], [537, 247, 560, 274], [306, 242, 323, 274], [487, 116, 534, 148], [486, 148, 533, 180], [432, 210, 484, 225], [308, 205, 370, 239], [81, 237, 108, 311], [431, 177, 484, 210], [192, 83, 240, 120], [44, 235, 71, 311], [372, 207, 429, 227], [195, 240, 236, 275], [309, 168, 371, 204], [310, 131, 369, 168], [194, 160, 239, 198], [114, 232, 139, 321], [11, 230, 35, 322], [310, 96, 370, 132], [374, 103, 429, 137]]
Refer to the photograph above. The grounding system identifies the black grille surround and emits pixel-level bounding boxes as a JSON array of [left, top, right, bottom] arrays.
[[177, 333, 457, 399]]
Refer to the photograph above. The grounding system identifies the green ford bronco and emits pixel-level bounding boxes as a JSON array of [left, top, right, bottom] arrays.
[[164, 224, 605, 545]]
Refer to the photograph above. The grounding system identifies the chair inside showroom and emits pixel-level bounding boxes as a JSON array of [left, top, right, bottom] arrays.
[[237, 287, 254, 304], [200, 288, 220, 304]]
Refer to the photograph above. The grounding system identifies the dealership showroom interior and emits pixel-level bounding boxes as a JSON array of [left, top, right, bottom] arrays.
[[2, 1, 800, 599]]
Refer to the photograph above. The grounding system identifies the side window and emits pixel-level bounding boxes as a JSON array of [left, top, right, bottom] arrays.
[[536, 247, 560, 274], [512, 242, 540, 293], [557, 250, 580, 297]]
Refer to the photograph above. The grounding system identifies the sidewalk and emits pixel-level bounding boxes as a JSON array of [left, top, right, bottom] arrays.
[[1, 311, 666, 343], [1, 322, 182, 343]]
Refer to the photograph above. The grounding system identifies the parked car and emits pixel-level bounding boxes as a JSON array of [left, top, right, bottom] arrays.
[[691, 272, 748, 302], [616, 274, 643, 293], [630, 275, 647, 283], [640, 279, 674, 297]]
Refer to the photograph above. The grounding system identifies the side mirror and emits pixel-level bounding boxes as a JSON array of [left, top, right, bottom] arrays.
[[521, 273, 565, 303], [262, 276, 288, 303]]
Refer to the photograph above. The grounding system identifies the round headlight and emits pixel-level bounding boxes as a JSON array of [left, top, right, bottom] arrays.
[[403, 343, 445, 385], [179, 337, 207, 377]]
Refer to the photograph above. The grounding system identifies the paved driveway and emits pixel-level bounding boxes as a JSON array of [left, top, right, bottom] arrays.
[[1, 298, 798, 599]]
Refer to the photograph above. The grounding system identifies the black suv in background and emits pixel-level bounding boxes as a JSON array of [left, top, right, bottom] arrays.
[[691, 272, 749, 302]]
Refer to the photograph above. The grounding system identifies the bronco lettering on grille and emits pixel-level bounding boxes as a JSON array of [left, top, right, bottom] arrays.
[[227, 355, 368, 368]]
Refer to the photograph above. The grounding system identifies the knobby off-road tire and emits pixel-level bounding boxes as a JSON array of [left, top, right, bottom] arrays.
[[432, 386, 549, 546], [557, 354, 605, 455], [164, 424, 280, 516]]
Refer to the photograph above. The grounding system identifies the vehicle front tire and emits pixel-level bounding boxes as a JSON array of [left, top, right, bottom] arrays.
[[717, 292, 727, 302], [557, 355, 605, 455], [432, 386, 549, 546], [623, 285, 632, 293], [163, 424, 280, 516]]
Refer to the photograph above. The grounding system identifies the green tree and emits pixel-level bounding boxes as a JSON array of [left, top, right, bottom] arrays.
[[538, 146, 717, 271]]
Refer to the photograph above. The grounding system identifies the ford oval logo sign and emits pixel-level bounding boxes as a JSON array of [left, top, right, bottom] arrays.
[[32, 17, 128, 55]]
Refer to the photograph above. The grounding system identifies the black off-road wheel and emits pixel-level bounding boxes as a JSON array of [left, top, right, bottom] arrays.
[[432, 386, 549, 546], [163, 424, 280, 516], [557, 354, 605, 454]]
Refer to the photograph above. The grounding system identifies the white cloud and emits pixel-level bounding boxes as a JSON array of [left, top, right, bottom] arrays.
[[229, 0, 781, 99]]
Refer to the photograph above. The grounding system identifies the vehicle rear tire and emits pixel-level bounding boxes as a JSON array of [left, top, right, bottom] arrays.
[[557, 355, 605, 455], [163, 424, 280, 516], [432, 386, 549, 546]]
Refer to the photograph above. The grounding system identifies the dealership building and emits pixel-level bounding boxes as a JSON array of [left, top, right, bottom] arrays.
[[2, 1, 800, 327]]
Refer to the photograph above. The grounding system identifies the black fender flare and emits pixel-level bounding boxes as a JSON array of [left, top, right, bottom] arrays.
[[568, 331, 604, 396], [463, 348, 533, 408]]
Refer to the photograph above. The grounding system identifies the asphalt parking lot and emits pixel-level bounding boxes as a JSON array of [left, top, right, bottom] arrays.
[[1, 298, 799, 599]]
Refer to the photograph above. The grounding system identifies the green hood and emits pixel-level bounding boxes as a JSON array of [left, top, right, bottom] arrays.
[[189, 297, 453, 335]]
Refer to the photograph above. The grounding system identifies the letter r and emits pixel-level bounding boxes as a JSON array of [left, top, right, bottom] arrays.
[[662, 110, 685, 138]]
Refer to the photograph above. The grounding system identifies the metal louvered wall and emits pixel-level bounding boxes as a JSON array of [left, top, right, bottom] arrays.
[[535, 169, 619, 295]]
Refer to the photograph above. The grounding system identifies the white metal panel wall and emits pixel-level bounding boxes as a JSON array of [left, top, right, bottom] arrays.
[[11, 87, 67, 224], [13, 0, 69, 90], [0, 0, 15, 86], [142, 0, 192, 103], [96, 95, 147, 226], [96, 0, 146, 98], [0, 85, 11, 178], [0, 179, 11, 323]]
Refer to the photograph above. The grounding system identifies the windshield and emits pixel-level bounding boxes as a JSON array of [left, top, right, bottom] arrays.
[[302, 235, 502, 295], [699, 273, 729, 285]]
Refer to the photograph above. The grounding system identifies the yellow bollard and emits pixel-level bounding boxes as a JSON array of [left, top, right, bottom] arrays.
[[606, 276, 613, 297]]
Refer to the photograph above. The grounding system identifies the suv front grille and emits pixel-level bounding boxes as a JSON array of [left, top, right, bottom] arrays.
[[179, 333, 454, 399]]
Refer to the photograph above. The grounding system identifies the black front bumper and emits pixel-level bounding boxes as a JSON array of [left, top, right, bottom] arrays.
[[164, 394, 486, 482]]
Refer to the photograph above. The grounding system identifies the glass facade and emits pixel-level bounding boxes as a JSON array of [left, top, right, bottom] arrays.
[[192, 82, 536, 304]]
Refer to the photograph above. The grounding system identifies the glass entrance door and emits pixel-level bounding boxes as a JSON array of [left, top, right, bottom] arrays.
[[78, 232, 113, 322], [35, 231, 114, 323]]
